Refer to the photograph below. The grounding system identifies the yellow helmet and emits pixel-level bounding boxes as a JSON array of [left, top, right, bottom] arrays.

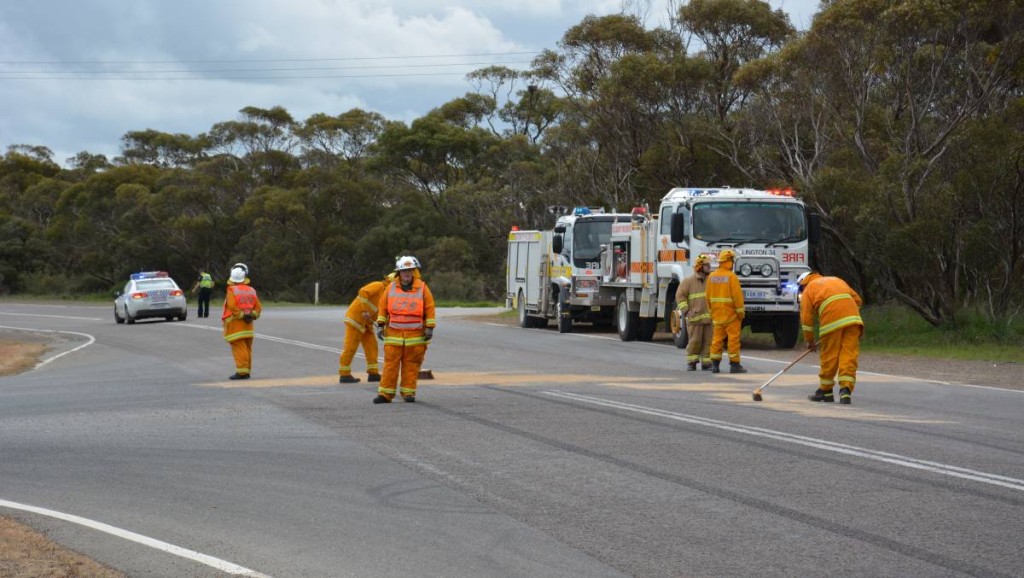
[[694, 253, 712, 271], [718, 249, 736, 263]]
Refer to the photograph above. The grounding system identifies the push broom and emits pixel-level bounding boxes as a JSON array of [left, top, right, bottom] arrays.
[[752, 347, 815, 401]]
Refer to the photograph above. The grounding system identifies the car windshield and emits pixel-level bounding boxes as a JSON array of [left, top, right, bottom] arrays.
[[693, 202, 806, 243], [136, 279, 177, 290]]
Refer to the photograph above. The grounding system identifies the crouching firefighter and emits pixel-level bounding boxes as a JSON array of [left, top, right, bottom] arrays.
[[797, 271, 864, 405], [338, 272, 394, 384], [222, 263, 262, 380], [373, 256, 435, 404]]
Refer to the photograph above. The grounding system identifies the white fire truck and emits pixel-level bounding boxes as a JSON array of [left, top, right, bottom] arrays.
[[506, 207, 636, 332], [602, 187, 820, 348]]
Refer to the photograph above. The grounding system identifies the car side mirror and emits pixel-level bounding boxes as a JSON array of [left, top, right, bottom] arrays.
[[114, 291, 121, 297]]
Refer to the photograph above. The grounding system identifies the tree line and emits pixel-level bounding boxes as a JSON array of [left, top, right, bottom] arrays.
[[1, 0, 1021, 329]]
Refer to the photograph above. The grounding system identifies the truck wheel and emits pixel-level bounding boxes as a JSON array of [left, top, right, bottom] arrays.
[[666, 301, 687, 348], [557, 289, 573, 333], [773, 315, 800, 349], [517, 291, 531, 328], [637, 317, 657, 341], [616, 294, 638, 341]]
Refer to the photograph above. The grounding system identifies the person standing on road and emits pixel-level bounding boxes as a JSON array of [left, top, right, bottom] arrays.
[[338, 273, 394, 384], [222, 263, 262, 380], [373, 256, 435, 404], [797, 271, 864, 404], [190, 269, 215, 318], [675, 254, 713, 371], [707, 249, 747, 374]]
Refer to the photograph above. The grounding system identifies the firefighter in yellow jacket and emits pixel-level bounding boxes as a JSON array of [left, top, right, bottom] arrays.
[[338, 273, 394, 384], [374, 256, 436, 403], [798, 271, 864, 404], [675, 254, 713, 371], [222, 263, 262, 380], [707, 249, 748, 373]]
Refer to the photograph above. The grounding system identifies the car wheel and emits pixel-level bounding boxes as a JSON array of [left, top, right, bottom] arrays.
[[125, 306, 135, 324], [114, 306, 124, 324], [178, 311, 187, 321]]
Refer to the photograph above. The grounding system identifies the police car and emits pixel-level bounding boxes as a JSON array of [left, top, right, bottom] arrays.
[[114, 271, 188, 324]]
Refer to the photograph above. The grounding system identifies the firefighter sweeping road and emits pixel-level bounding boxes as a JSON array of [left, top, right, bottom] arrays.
[[1, 301, 1023, 577]]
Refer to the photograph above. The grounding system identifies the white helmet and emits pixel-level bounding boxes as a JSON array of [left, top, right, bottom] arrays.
[[232, 262, 248, 275], [796, 271, 814, 287], [395, 255, 421, 271], [229, 266, 247, 284]]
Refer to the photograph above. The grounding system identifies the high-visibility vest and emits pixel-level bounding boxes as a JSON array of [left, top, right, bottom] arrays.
[[386, 283, 425, 330], [222, 285, 258, 321], [199, 273, 214, 289]]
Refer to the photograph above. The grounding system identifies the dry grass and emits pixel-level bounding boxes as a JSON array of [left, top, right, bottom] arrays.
[[0, 516, 125, 578], [0, 341, 46, 376]]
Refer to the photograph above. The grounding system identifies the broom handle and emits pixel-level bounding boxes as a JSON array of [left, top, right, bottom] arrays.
[[759, 347, 816, 390]]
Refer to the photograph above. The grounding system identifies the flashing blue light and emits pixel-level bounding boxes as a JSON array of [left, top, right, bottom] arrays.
[[572, 206, 591, 216], [131, 271, 168, 281]]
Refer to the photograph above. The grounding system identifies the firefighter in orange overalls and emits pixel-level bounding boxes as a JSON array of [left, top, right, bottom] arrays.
[[707, 249, 748, 374], [222, 263, 262, 380], [338, 273, 394, 384], [798, 271, 864, 404], [374, 256, 436, 404]]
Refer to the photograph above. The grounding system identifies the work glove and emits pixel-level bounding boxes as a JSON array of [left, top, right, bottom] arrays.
[[376, 326, 385, 341], [242, 313, 254, 323], [424, 327, 434, 342]]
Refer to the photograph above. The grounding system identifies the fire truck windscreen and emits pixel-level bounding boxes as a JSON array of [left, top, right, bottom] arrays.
[[692, 202, 806, 243], [572, 220, 614, 264]]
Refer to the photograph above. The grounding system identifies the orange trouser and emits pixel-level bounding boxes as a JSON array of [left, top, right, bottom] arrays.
[[379, 343, 426, 400], [686, 323, 713, 365], [338, 326, 379, 377], [818, 324, 863, 391], [229, 338, 253, 375], [710, 319, 742, 363]]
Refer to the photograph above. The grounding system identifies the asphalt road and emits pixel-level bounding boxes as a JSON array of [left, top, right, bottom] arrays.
[[1, 301, 1022, 577]]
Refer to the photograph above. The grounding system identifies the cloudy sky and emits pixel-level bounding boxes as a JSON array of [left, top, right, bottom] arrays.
[[0, 0, 820, 165]]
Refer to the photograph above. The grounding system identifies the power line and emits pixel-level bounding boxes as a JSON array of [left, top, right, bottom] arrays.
[[0, 70, 532, 81], [0, 51, 543, 66], [0, 61, 533, 75]]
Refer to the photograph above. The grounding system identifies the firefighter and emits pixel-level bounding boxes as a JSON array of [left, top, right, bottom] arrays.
[[707, 249, 747, 373], [374, 256, 436, 403], [675, 254, 713, 371], [222, 264, 262, 380], [190, 269, 215, 318], [337, 273, 394, 384], [798, 271, 864, 404]]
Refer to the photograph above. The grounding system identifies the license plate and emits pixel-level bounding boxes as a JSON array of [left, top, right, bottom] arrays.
[[743, 289, 770, 300], [591, 305, 601, 311]]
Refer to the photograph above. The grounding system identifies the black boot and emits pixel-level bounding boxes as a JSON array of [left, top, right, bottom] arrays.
[[402, 395, 416, 403], [839, 387, 852, 405], [701, 362, 712, 371], [729, 362, 748, 374], [686, 362, 697, 371], [711, 360, 721, 374], [338, 375, 360, 384], [808, 389, 834, 402], [372, 395, 391, 404], [367, 373, 381, 382], [228, 373, 250, 380]]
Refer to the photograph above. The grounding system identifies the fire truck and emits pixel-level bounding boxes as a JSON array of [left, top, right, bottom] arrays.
[[602, 187, 820, 348], [506, 207, 635, 332]]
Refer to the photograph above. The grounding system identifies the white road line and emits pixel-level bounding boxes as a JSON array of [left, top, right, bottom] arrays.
[[175, 323, 353, 357], [0, 311, 103, 321], [546, 391, 1024, 492], [0, 499, 271, 577], [0, 325, 96, 368]]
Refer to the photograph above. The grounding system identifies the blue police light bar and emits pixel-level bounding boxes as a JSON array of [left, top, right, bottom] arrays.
[[572, 206, 592, 216], [130, 271, 169, 280]]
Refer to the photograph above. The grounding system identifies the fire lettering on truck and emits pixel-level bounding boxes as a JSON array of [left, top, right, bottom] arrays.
[[782, 253, 805, 263]]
